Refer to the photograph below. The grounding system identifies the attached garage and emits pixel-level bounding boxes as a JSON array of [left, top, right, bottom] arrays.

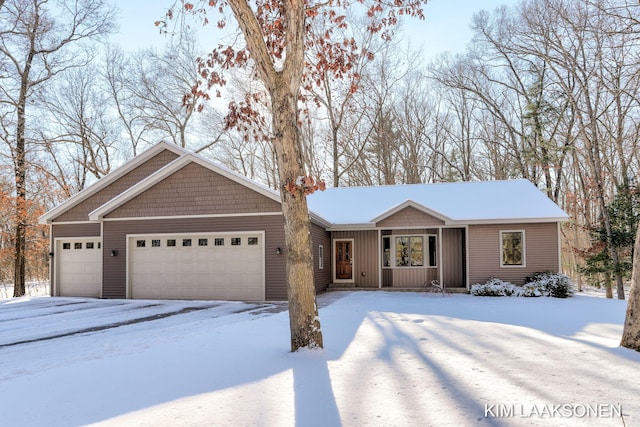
[[55, 238, 102, 297], [128, 232, 265, 301]]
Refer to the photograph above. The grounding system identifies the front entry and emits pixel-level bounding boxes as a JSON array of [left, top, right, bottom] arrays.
[[335, 239, 353, 281]]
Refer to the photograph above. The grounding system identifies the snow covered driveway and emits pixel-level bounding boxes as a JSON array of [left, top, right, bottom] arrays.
[[0, 298, 286, 349], [1, 292, 639, 427]]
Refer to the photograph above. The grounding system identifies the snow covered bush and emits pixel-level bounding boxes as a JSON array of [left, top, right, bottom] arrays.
[[470, 278, 520, 296], [471, 273, 573, 298], [526, 272, 573, 298]]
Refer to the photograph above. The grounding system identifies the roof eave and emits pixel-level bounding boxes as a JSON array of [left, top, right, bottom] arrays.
[[39, 142, 187, 224]]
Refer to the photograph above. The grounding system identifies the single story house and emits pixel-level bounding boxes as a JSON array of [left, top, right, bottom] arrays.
[[39, 142, 569, 301]]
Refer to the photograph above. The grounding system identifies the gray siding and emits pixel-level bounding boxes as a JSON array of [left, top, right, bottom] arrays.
[[383, 228, 439, 288], [331, 230, 379, 287], [102, 215, 287, 300], [468, 222, 560, 285], [376, 206, 445, 228], [442, 228, 465, 288], [311, 222, 332, 293], [53, 150, 179, 222], [107, 162, 281, 218]]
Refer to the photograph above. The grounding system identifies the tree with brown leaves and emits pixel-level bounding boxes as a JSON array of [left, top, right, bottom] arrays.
[[164, 0, 428, 351]]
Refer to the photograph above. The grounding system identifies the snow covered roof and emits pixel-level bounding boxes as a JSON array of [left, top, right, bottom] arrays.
[[306, 179, 568, 227]]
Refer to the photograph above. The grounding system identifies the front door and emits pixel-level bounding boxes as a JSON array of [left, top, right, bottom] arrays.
[[335, 240, 353, 281]]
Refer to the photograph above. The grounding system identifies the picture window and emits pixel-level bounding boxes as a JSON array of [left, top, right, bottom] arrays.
[[501, 231, 525, 267]]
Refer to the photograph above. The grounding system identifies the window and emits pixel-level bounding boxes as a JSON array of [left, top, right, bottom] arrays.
[[214, 238, 224, 246], [182, 239, 192, 247], [501, 231, 525, 267], [231, 237, 241, 246], [319, 245, 324, 269], [136, 240, 146, 248], [167, 239, 176, 247], [383, 235, 436, 268], [428, 235, 437, 267], [62, 243, 71, 250], [396, 237, 423, 267], [152, 239, 161, 247], [86, 242, 94, 249], [199, 238, 208, 246], [74, 243, 82, 249], [383, 238, 391, 267], [248, 237, 258, 245]]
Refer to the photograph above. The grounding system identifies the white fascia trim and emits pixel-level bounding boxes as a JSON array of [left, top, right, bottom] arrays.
[[326, 223, 377, 232], [49, 220, 100, 225], [462, 217, 569, 225], [39, 142, 186, 224], [371, 200, 452, 225], [89, 153, 282, 221], [309, 211, 332, 229], [102, 212, 283, 221]]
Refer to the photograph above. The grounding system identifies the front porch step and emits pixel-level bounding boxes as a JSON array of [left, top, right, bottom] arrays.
[[325, 284, 469, 294]]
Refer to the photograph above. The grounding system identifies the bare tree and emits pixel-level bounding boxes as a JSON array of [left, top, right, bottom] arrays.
[[0, 0, 116, 297]]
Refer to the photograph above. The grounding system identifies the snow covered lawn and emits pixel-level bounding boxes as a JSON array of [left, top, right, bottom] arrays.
[[1, 291, 638, 426]]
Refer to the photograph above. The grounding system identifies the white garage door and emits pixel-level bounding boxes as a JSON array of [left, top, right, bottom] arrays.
[[129, 232, 264, 301], [56, 238, 102, 298]]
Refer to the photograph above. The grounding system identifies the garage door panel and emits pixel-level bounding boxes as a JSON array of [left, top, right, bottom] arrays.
[[57, 239, 102, 298], [129, 233, 264, 301]]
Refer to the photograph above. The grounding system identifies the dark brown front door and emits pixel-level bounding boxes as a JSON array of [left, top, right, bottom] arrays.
[[335, 240, 353, 280]]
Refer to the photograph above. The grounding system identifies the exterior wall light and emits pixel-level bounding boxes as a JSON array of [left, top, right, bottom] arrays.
[[111, 249, 118, 257], [275, 247, 282, 255]]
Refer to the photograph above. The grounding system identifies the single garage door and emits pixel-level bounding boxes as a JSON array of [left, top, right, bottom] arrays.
[[129, 232, 264, 301], [56, 238, 102, 297]]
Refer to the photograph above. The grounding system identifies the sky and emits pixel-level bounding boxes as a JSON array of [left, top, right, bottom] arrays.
[[109, 0, 520, 60], [1, 289, 638, 426]]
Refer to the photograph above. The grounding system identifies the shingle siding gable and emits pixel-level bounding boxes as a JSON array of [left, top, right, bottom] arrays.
[[52, 150, 180, 222], [105, 162, 281, 218]]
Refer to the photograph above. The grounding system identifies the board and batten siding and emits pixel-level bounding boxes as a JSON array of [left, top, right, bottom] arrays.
[[106, 162, 281, 219], [311, 222, 332, 293], [331, 230, 379, 287], [53, 150, 179, 222], [468, 222, 560, 285], [102, 215, 287, 300], [383, 228, 438, 288], [441, 227, 466, 288]]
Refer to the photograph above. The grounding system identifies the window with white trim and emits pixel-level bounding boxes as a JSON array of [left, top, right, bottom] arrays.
[[382, 235, 437, 268], [501, 230, 525, 267]]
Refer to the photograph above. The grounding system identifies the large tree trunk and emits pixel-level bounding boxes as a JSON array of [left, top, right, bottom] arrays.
[[271, 77, 323, 351], [621, 226, 640, 350], [13, 60, 31, 298]]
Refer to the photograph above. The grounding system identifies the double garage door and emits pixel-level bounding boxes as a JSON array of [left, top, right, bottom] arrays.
[[56, 238, 102, 298], [128, 232, 264, 301]]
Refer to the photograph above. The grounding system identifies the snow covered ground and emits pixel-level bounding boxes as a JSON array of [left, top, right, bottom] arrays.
[[1, 291, 638, 427]]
